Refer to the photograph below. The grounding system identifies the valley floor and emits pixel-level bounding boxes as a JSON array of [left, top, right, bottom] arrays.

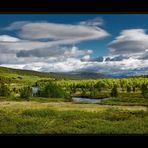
[[0, 100, 148, 134]]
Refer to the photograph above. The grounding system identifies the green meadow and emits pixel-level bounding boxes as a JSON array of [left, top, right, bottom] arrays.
[[0, 101, 148, 134]]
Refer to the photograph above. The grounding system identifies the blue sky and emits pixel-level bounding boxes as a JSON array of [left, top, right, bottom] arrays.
[[0, 14, 147, 57], [0, 14, 148, 76]]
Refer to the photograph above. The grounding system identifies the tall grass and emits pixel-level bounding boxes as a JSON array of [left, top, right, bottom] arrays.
[[0, 105, 148, 134]]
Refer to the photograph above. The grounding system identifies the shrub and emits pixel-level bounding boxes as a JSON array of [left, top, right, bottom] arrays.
[[64, 93, 72, 102], [0, 83, 11, 97], [20, 86, 32, 100]]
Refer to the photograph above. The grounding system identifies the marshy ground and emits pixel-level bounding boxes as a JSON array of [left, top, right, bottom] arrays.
[[0, 99, 148, 134]]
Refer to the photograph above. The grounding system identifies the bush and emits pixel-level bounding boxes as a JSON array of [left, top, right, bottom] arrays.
[[64, 93, 72, 102], [0, 83, 11, 97], [20, 86, 32, 100]]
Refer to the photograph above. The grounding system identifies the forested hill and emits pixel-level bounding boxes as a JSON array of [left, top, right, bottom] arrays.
[[49, 72, 108, 79]]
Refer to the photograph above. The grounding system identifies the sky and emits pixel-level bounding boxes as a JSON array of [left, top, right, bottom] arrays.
[[0, 14, 148, 76]]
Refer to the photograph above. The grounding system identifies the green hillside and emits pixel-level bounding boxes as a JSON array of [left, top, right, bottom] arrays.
[[0, 66, 52, 78], [0, 66, 54, 87]]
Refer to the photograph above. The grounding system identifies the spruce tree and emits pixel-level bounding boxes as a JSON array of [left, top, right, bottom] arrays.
[[126, 85, 132, 93], [141, 84, 148, 99], [110, 85, 118, 97]]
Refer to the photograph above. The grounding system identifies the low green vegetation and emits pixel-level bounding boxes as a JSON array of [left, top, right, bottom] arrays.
[[101, 93, 148, 106], [37, 82, 68, 99], [0, 102, 147, 134], [20, 86, 32, 100], [0, 83, 11, 97]]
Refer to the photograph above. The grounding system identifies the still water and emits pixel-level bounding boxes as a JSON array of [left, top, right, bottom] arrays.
[[72, 96, 109, 103]]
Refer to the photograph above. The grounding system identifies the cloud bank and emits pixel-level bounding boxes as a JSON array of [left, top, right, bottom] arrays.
[[108, 29, 148, 56]]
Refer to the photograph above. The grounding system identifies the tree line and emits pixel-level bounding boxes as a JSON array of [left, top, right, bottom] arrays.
[[0, 78, 148, 100]]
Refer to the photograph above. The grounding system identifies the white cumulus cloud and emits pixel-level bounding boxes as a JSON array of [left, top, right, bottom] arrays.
[[5, 21, 109, 43], [108, 29, 148, 56]]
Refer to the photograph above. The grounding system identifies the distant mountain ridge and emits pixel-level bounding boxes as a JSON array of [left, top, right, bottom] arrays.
[[49, 71, 108, 79]]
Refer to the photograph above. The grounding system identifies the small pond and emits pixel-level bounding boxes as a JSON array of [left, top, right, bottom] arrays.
[[72, 96, 110, 103]]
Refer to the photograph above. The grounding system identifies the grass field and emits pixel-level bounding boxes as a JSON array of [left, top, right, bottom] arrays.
[[0, 100, 148, 134]]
